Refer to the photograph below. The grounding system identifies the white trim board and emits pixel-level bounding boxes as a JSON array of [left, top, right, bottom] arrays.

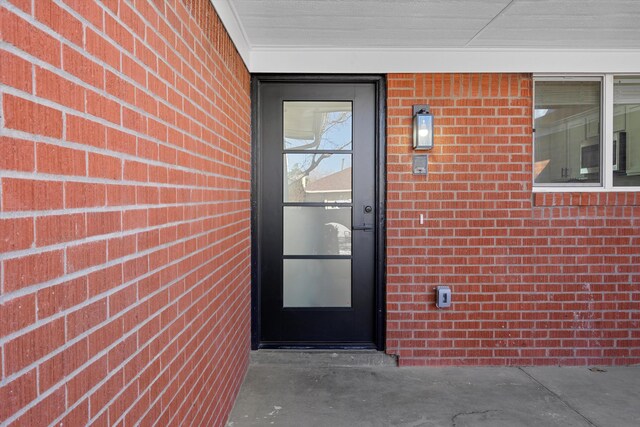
[[249, 48, 640, 74]]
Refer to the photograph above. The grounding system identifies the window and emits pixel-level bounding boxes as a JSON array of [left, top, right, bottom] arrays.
[[613, 76, 640, 187], [533, 75, 640, 191], [534, 79, 601, 186]]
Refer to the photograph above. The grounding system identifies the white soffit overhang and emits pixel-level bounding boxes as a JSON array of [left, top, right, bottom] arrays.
[[210, 0, 640, 74]]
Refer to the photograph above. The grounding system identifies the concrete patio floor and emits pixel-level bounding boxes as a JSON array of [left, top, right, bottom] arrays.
[[227, 351, 640, 427]]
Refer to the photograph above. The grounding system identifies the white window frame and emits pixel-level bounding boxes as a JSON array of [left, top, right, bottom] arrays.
[[533, 74, 640, 193]]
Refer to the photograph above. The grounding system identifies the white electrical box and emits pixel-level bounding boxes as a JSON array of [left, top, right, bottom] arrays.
[[436, 286, 452, 308]]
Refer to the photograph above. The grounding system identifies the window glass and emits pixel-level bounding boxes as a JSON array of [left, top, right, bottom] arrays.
[[534, 81, 601, 185], [613, 76, 640, 187], [283, 102, 352, 150], [284, 153, 352, 203]]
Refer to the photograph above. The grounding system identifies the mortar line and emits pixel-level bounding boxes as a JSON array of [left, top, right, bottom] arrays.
[[518, 367, 599, 427], [1, 234, 249, 424]]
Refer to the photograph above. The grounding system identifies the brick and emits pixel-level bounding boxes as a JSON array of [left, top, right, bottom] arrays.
[[0, 293, 36, 337], [106, 70, 136, 106], [122, 106, 147, 133], [63, 44, 105, 89], [4, 318, 65, 375], [105, 13, 134, 53], [124, 160, 148, 182], [3, 94, 63, 138], [86, 211, 121, 237], [0, 369, 37, 423], [123, 209, 148, 230], [3, 250, 64, 292], [66, 299, 107, 339], [66, 115, 106, 148], [66, 356, 108, 406], [38, 338, 88, 393], [1, 8, 61, 67], [106, 184, 136, 206], [107, 235, 136, 260], [384, 73, 640, 367], [107, 127, 137, 156], [36, 143, 86, 176], [86, 90, 121, 125], [108, 283, 137, 316], [65, 181, 106, 208], [0, 0, 253, 424], [37, 276, 88, 319], [0, 49, 32, 92], [90, 369, 123, 418], [5, 0, 31, 13], [61, 0, 104, 29], [88, 152, 122, 180], [87, 264, 123, 297], [36, 213, 86, 246], [66, 240, 107, 273], [0, 137, 34, 172], [35, 67, 85, 111], [85, 27, 120, 70], [0, 217, 34, 252], [122, 54, 146, 86], [10, 387, 66, 426], [108, 378, 137, 423], [35, 0, 84, 46], [2, 178, 63, 212], [88, 317, 123, 357], [57, 399, 89, 427]]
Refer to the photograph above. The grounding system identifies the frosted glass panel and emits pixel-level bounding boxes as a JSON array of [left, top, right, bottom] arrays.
[[283, 259, 351, 307], [284, 153, 352, 202], [284, 102, 352, 150], [284, 207, 351, 255]]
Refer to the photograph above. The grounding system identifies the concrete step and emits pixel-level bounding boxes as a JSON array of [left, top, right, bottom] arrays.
[[249, 350, 398, 367]]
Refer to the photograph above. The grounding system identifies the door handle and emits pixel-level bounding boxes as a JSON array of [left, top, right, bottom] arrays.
[[352, 225, 374, 232]]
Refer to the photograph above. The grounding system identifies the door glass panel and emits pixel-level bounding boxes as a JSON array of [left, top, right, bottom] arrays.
[[283, 259, 351, 307], [284, 154, 352, 202], [283, 207, 351, 255], [284, 102, 352, 150]]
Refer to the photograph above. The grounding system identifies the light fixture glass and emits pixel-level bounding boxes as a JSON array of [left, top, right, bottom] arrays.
[[413, 107, 433, 150]]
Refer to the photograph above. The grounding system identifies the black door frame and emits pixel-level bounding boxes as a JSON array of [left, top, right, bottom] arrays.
[[250, 74, 386, 350]]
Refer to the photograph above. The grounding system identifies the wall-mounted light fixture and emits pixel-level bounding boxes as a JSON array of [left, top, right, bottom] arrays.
[[413, 105, 433, 150]]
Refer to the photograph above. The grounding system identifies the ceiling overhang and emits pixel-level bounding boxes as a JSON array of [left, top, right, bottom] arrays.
[[211, 0, 640, 74]]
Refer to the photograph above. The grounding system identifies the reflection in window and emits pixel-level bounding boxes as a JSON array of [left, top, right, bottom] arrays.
[[534, 80, 601, 185], [613, 76, 640, 187], [284, 154, 352, 203], [284, 102, 352, 150]]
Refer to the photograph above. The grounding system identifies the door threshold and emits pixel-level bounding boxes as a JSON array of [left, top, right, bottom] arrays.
[[250, 349, 398, 367]]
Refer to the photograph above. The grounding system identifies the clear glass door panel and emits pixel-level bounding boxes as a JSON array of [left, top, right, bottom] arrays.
[[283, 206, 352, 255], [284, 102, 352, 150], [283, 259, 351, 308], [284, 153, 352, 203]]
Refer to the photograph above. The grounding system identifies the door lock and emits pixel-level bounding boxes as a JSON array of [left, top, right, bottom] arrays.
[[364, 205, 373, 213]]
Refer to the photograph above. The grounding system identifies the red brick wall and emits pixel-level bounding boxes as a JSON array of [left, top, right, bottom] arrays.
[[1, 0, 250, 425], [386, 73, 640, 366]]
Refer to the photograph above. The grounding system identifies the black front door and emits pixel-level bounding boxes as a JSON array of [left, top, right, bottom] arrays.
[[254, 78, 383, 348]]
